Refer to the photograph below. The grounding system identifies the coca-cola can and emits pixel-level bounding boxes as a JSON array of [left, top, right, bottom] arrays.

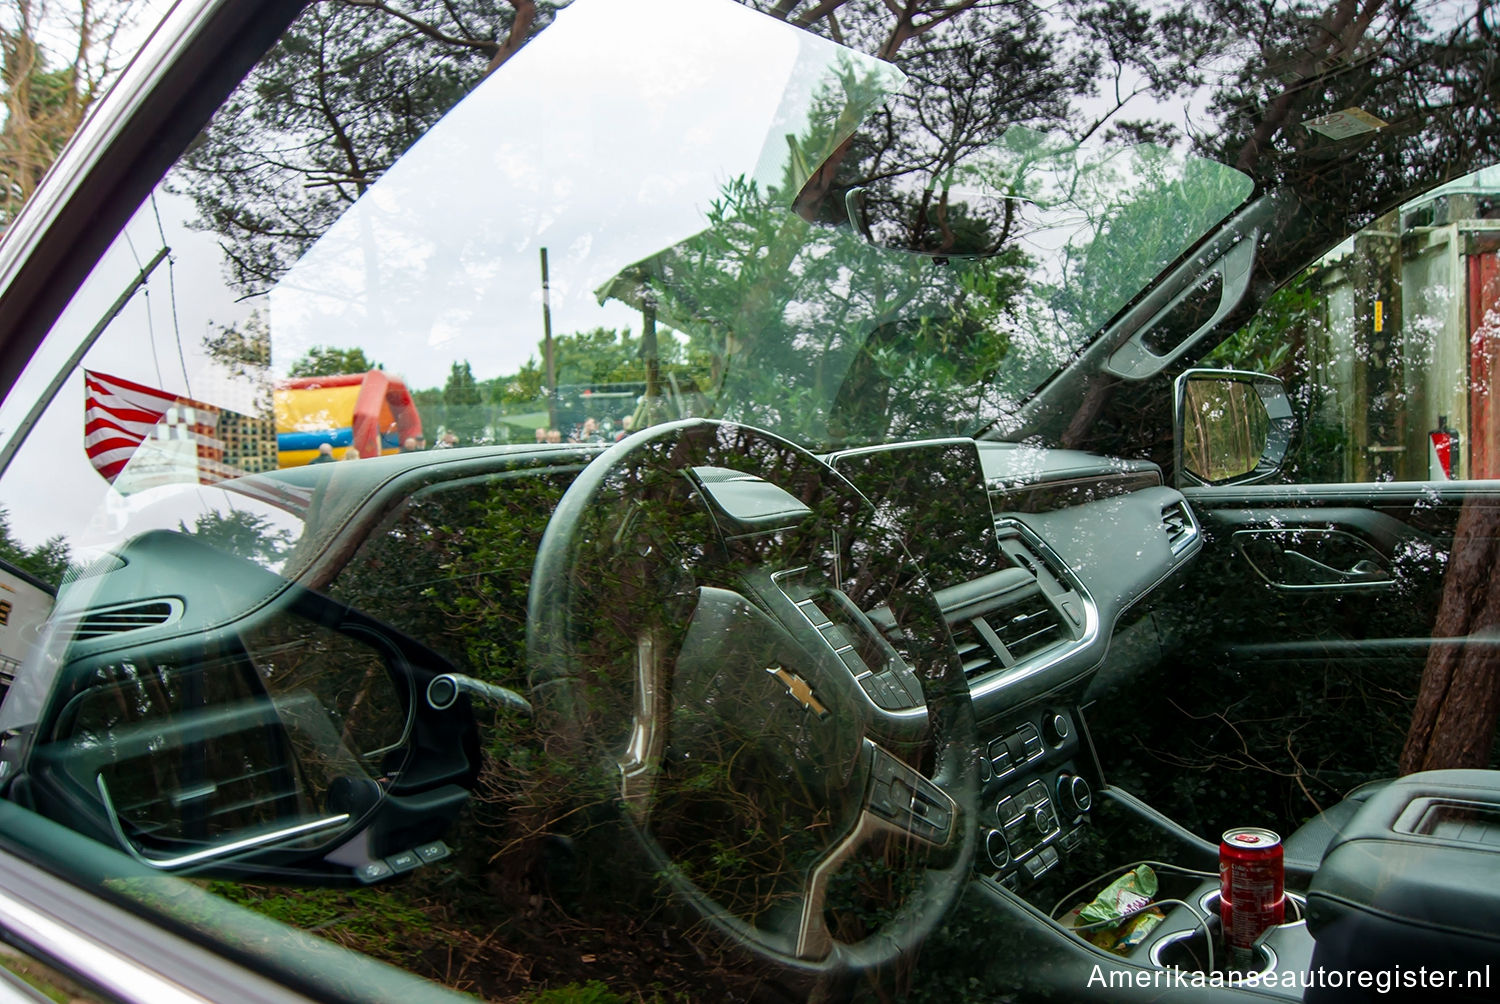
[[1220, 827, 1284, 966]]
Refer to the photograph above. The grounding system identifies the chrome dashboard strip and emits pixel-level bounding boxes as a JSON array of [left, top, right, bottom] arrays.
[[97, 776, 350, 870]]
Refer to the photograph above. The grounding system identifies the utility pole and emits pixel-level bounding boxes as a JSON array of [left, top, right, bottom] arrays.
[[540, 247, 556, 431]]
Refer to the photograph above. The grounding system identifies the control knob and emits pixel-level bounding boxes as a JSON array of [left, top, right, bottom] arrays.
[[1057, 773, 1092, 816], [1043, 712, 1072, 747], [985, 829, 1010, 870]]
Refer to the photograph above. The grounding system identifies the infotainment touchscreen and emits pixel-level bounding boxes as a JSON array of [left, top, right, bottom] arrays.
[[828, 439, 1008, 592]]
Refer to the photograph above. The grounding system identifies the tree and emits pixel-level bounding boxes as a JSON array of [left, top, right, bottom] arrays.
[[172, 0, 567, 293], [1, 0, 145, 228], [442, 359, 484, 439], [177, 510, 296, 568], [287, 345, 379, 377], [1399, 501, 1500, 774], [443, 360, 481, 406], [0, 508, 71, 587], [202, 310, 274, 416]]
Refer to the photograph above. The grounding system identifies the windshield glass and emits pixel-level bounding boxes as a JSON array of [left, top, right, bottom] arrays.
[[0, 0, 1263, 490], [272, 29, 1258, 448], [227, 0, 1250, 450]]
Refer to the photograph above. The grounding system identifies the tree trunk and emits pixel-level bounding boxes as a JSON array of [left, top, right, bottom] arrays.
[[1399, 499, 1500, 773]]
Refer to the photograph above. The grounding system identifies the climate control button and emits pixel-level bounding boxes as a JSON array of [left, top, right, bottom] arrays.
[[1057, 773, 1093, 816]]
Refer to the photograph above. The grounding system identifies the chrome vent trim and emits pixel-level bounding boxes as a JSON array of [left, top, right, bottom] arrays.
[[965, 520, 1099, 702], [64, 598, 184, 640], [981, 591, 1065, 666], [1161, 498, 1200, 555]]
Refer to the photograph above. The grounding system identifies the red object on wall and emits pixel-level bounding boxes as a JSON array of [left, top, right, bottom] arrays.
[[1469, 251, 1500, 479]]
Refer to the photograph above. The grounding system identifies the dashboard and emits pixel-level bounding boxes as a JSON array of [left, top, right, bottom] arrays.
[[830, 438, 1202, 886], [2, 430, 1203, 896]]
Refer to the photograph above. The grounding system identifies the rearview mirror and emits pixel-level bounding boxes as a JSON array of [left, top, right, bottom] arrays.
[[1173, 369, 1295, 488]]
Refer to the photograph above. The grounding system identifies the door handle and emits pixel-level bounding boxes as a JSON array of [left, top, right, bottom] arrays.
[[1283, 550, 1390, 585]]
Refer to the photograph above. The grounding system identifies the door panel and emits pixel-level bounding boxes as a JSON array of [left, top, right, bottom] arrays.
[[1089, 483, 1500, 843]]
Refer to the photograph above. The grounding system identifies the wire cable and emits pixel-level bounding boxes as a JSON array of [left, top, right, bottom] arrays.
[[150, 194, 192, 395], [122, 231, 165, 385]]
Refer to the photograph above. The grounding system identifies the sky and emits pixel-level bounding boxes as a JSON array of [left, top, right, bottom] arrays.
[[0, 0, 900, 551]]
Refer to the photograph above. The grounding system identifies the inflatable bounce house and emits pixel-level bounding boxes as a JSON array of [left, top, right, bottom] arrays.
[[274, 371, 422, 467]]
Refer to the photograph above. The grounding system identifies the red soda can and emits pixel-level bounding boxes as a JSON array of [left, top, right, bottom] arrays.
[[1220, 827, 1284, 966]]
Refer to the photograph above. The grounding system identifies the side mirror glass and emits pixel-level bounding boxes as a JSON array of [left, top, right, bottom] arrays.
[[1173, 368, 1295, 487]]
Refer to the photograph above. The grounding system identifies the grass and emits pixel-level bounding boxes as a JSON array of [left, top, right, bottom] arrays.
[[205, 881, 435, 966]]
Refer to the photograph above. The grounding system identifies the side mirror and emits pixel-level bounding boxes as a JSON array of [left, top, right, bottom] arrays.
[[1173, 369, 1296, 488]]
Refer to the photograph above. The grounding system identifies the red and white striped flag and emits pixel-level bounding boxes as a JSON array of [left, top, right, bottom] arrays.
[[84, 370, 226, 484]]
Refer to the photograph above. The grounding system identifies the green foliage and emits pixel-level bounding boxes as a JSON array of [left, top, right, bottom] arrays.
[[0, 952, 75, 1004], [324, 472, 577, 687], [202, 311, 274, 413], [520, 981, 631, 1004], [443, 360, 482, 407], [204, 311, 272, 374], [287, 345, 379, 377], [205, 883, 432, 965], [0, 508, 70, 587], [491, 356, 545, 405], [1206, 276, 1315, 374], [604, 175, 1030, 446], [1203, 274, 1348, 482], [177, 509, 296, 567], [552, 328, 686, 386], [518, 981, 693, 1004]]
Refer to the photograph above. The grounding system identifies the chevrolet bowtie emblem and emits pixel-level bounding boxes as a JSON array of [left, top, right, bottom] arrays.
[[767, 665, 829, 719]]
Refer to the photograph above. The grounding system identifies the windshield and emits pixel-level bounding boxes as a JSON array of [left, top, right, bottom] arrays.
[[255, 1, 1257, 450], [0, 0, 1260, 489]]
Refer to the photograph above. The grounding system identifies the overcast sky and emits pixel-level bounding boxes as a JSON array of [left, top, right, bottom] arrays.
[[0, 0, 899, 551]]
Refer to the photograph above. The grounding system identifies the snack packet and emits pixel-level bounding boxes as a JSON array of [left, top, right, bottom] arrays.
[[1071, 864, 1165, 954]]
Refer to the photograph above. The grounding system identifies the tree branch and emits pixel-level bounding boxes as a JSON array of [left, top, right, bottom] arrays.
[[344, 0, 499, 58], [485, 0, 536, 77], [793, 0, 855, 28]]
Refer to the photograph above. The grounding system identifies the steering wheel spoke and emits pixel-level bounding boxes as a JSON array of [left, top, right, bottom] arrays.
[[793, 741, 960, 959], [619, 630, 668, 822]]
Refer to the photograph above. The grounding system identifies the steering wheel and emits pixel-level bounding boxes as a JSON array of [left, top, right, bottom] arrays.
[[526, 419, 978, 976]]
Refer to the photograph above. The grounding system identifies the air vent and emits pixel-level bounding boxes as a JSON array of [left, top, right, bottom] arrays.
[[1162, 499, 1198, 554], [980, 591, 1065, 664], [68, 598, 183, 640], [950, 619, 1002, 679]]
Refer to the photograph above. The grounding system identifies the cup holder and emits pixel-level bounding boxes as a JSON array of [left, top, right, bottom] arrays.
[[1147, 889, 1307, 977], [1198, 888, 1307, 929], [1150, 927, 1279, 976]]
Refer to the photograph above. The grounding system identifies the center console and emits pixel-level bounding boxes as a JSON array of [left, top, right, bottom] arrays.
[[977, 706, 1092, 885], [1304, 769, 1500, 999]]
